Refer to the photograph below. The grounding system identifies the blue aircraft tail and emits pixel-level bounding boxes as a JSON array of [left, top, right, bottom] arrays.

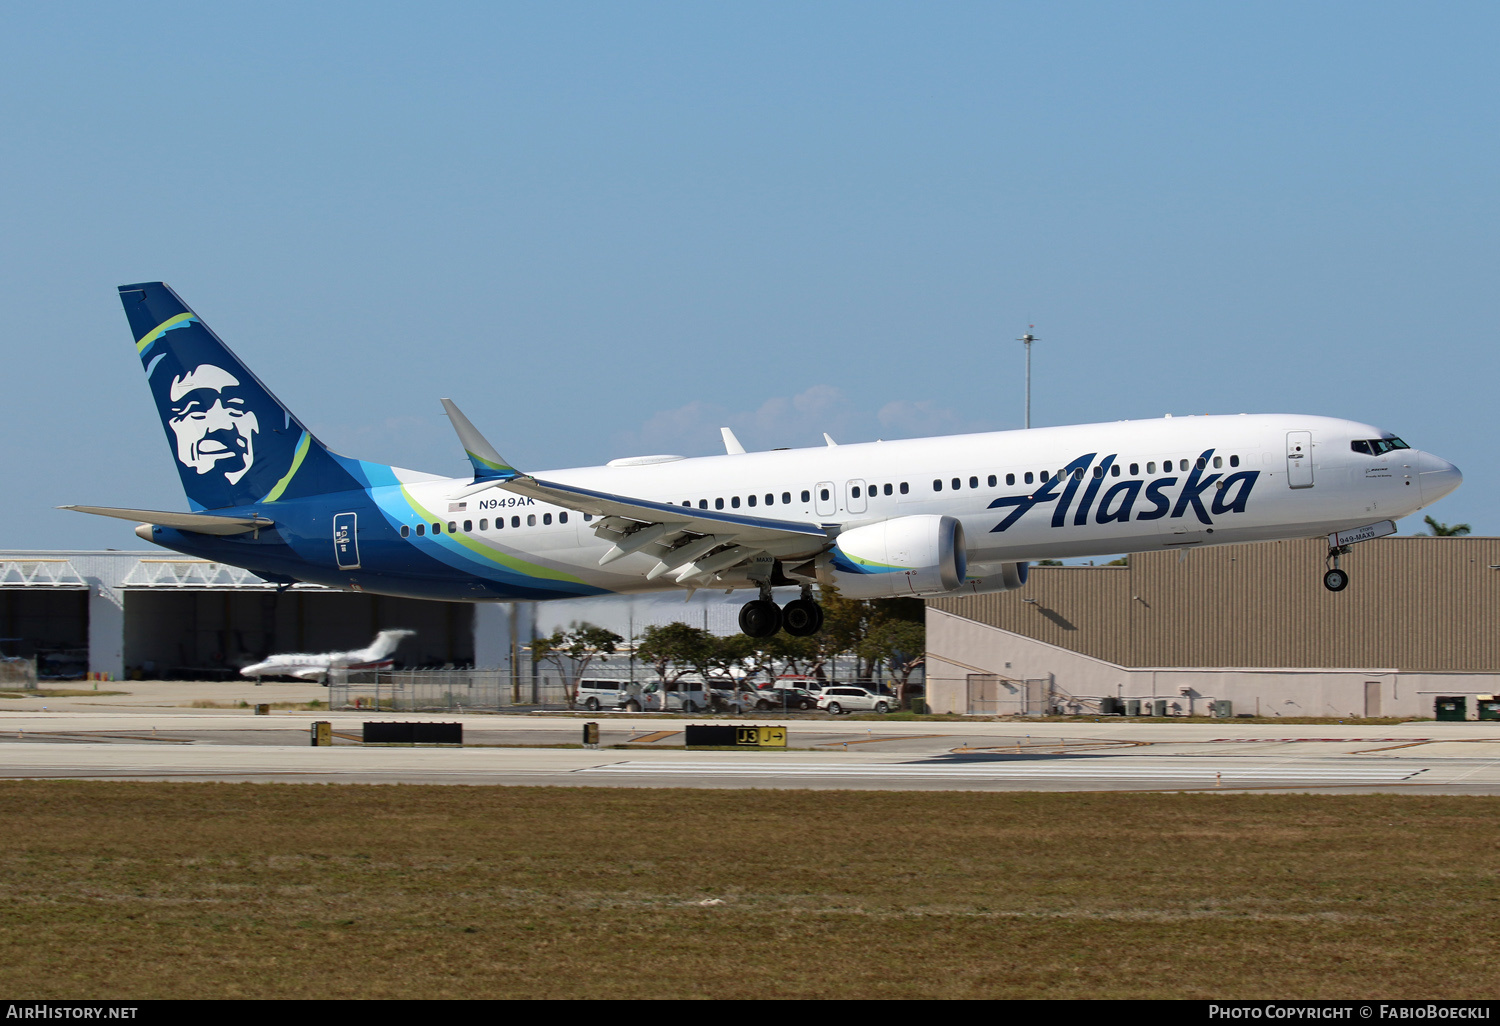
[[120, 282, 363, 511]]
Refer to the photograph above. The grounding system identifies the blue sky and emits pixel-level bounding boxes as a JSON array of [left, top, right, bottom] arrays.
[[3, 1, 1493, 548]]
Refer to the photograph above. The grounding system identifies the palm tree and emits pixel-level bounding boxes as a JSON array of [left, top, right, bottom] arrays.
[[1423, 516, 1471, 537]]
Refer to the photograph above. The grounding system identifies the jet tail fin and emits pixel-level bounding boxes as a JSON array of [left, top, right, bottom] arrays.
[[360, 629, 414, 662], [119, 282, 363, 511]]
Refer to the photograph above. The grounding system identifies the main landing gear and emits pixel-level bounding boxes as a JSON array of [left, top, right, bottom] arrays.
[[738, 584, 824, 638]]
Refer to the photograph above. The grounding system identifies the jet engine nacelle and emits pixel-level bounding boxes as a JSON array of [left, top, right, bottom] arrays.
[[949, 561, 1030, 595], [821, 515, 967, 598]]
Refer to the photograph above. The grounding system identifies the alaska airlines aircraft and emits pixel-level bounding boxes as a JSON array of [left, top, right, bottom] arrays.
[[65, 282, 1463, 637], [240, 629, 414, 683]]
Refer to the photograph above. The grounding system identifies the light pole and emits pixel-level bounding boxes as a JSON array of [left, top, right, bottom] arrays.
[[1017, 327, 1038, 429]]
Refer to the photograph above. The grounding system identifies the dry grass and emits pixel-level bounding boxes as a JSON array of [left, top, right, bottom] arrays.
[[0, 782, 1496, 999]]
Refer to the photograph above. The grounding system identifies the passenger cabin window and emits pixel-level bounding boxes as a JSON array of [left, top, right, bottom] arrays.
[[1024, 472, 1034, 484], [560, 512, 568, 523], [401, 525, 410, 538], [951, 478, 960, 490], [715, 498, 724, 510], [800, 490, 810, 503], [433, 522, 442, 534], [479, 519, 488, 531], [1110, 464, 1121, 477], [1147, 462, 1156, 474], [899, 482, 909, 494], [543, 513, 552, 525], [1212, 456, 1222, 469], [969, 476, 978, 489], [884, 483, 893, 495], [784, 492, 793, 504], [527, 514, 536, 527], [511, 516, 520, 528], [747, 495, 756, 507], [933, 480, 942, 492], [463, 520, 472, 532], [416, 524, 425, 536], [1006, 473, 1015, 486], [448, 521, 457, 533], [820, 488, 830, 501], [1229, 455, 1240, 467], [1130, 463, 1139, 475]]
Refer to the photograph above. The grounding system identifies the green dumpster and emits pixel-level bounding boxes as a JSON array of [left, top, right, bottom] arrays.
[[1435, 696, 1467, 721]]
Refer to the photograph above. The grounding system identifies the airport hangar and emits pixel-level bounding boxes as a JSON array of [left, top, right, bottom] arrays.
[[926, 536, 1500, 719], [0, 549, 744, 682], [2, 537, 1495, 717]]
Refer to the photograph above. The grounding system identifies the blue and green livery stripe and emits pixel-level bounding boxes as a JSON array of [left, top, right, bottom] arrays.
[[467, 449, 516, 477], [399, 487, 587, 584], [135, 313, 199, 355], [260, 431, 311, 503]]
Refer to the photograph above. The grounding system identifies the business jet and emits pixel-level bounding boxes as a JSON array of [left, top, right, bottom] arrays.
[[64, 283, 1462, 637], [239, 629, 415, 683]]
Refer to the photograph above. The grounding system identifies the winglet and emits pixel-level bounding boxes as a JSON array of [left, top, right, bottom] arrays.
[[823, 432, 839, 447], [721, 427, 746, 455], [441, 399, 519, 483]]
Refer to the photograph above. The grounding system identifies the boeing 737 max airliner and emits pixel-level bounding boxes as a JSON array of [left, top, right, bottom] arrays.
[[63, 282, 1463, 638]]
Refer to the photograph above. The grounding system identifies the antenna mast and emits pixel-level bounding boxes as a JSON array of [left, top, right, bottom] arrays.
[[1017, 327, 1038, 429]]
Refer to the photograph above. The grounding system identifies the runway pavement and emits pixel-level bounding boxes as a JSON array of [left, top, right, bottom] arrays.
[[1, 685, 1498, 792]]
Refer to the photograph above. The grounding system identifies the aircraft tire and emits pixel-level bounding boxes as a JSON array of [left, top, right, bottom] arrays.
[[738, 599, 783, 638], [782, 599, 823, 637], [1323, 568, 1350, 592]]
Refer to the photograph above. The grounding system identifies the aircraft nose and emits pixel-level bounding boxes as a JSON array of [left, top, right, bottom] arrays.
[[1418, 452, 1463, 505]]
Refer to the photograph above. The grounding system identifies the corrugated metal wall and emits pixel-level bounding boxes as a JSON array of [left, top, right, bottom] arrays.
[[931, 537, 1500, 671]]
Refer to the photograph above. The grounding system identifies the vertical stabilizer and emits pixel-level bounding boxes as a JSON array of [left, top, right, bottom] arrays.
[[120, 283, 361, 510]]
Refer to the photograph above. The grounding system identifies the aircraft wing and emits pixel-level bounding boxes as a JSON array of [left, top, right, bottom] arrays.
[[439, 399, 836, 585], [59, 505, 274, 536], [501, 474, 833, 582]]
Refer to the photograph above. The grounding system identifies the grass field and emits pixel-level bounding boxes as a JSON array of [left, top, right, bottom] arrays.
[[1, 781, 1496, 999]]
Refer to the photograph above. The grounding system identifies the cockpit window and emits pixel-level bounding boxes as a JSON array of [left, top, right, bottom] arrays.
[[1353, 437, 1411, 456]]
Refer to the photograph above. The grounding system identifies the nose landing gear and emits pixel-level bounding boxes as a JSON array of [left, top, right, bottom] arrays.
[[1324, 545, 1351, 592]]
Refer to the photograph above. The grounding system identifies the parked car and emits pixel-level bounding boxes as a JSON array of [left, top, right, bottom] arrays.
[[754, 687, 819, 711], [817, 686, 891, 715]]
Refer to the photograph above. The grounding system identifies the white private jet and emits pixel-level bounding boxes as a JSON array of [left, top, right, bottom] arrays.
[[68, 283, 1463, 639], [239, 630, 414, 683]]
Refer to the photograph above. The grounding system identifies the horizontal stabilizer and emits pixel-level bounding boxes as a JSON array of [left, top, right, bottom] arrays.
[[59, 505, 273, 536]]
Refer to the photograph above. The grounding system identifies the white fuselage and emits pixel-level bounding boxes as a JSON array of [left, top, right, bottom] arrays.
[[391, 413, 1461, 594]]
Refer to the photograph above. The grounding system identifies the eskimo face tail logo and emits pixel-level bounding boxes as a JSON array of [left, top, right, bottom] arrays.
[[167, 365, 258, 485], [988, 449, 1261, 533]]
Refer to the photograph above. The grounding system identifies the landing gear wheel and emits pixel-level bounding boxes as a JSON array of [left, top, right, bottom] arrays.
[[782, 598, 823, 637], [738, 599, 783, 638], [1323, 568, 1349, 592]]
